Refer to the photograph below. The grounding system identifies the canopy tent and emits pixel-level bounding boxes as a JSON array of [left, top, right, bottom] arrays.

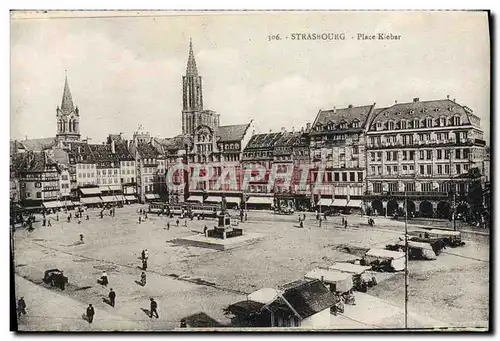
[[247, 288, 280, 305], [318, 198, 333, 206], [79, 187, 102, 195], [204, 196, 222, 203], [365, 248, 405, 271], [428, 229, 461, 237], [186, 195, 203, 203], [246, 197, 274, 205], [331, 199, 348, 207], [224, 197, 241, 204], [304, 268, 353, 293], [80, 197, 103, 205], [397, 240, 437, 260], [328, 262, 371, 275], [145, 193, 160, 200], [346, 199, 363, 208]]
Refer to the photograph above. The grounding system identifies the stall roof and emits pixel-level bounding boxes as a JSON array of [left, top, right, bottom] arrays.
[[181, 312, 224, 328], [125, 195, 137, 201], [101, 196, 117, 203], [329, 262, 371, 274], [247, 196, 274, 205], [428, 229, 461, 236], [318, 198, 333, 206], [227, 300, 266, 316], [248, 288, 280, 305], [366, 248, 405, 259], [80, 187, 102, 195], [224, 197, 240, 204], [397, 240, 434, 250], [42, 201, 63, 209], [145, 193, 160, 200], [305, 268, 352, 283]]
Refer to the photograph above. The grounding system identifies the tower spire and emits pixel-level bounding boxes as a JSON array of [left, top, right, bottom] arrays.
[[61, 72, 75, 114], [186, 38, 198, 76]]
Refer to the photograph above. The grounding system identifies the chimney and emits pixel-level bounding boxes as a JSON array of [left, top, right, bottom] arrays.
[[348, 104, 353, 108], [453, 98, 456, 103], [447, 95, 450, 99], [395, 100, 398, 104], [306, 123, 311, 131], [333, 106, 336, 113], [413, 98, 419, 103], [300, 127, 304, 133], [281, 127, 286, 133], [111, 140, 116, 154]]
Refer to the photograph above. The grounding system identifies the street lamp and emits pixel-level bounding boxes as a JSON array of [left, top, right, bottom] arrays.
[[404, 192, 409, 329]]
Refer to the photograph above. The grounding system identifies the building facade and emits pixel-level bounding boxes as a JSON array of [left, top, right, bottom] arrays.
[[364, 97, 487, 218]]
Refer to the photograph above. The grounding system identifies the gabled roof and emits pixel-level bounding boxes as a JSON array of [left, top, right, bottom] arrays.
[[14, 151, 58, 173], [154, 135, 186, 150], [52, 148, 70, 166], [312, 104, 374, 130], [244, 132, 283, 150], [20, 137, 57, 152], [268, 279, 336, 320], [113, 141, 134, 161], [274, 131, 303, 148], [216, 123, 251, 142], [136, 142, 159, 158]]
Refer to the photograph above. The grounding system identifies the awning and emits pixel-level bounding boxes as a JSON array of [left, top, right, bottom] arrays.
[[318, 198, 333, 206], [80, 187, 102, 195], [205, 196, 222, 203], [60, 200, 74, 207], [145, 193, 160, 200], [125, 195, 137, 201], [80, 197, 102, 205], [224, 197, 241, 204], [72, 201, 82, 206], [186, 195, 203, 203], [115, 195, 126, 202], [107, 185, 122, 192], [346, 199, 363, 208], [101, 196, 117, 203], [43, 201, 62, 209], [247, 197, 274, 205], [332, 199, 348, 207]]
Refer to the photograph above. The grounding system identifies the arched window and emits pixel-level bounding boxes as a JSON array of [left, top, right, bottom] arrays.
[[388, 121, 395, 130], [401, 120, 407, 129], [454, 116, 461, 125], [375, 122, 382, 131], [413, 119, 419, 128], [73, 120, 77, 132], [426, 118, 432, 128]]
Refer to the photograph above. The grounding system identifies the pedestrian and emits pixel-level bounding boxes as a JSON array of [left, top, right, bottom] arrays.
[[139, 216, 142, 224], [69, 212, 72, 219], [204, 225, 208, 237], [17, 297, 27, 317], [145, 213, 148, 219], [141, 271, 147, 286], [78, 217, 81, 224], [86, 215, 89, 220], [245, 212, 248, 221], [144, 249, 149, 261], [47, 219, 52, 227], [56, 213, 59, 221], [86, 304, 95, 324], [176, 219, 179, 227], [100, 272, 108, 286], [142, 258, 148, 271], [80, 234, 84, 244], [67, 215, 71, 223], [108, 288, 116, 307], [184, 219, 188, 227], [42, 218, 46, 226], [342, 217, 345, 225], [303, 213, 306, 221], [299, 220, 304, 228], [149, 298, 159, 319], [141, 249, 145, 261], [100, 211, 103, 219], [344, 219, 348, 229], [167, 222, 170, 230]]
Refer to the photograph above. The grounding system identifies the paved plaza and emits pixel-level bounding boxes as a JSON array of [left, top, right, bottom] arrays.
[[13, 205, 489, 331]]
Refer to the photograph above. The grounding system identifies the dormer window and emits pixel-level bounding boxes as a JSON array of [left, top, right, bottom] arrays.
[[440, 117, 446, 126], [454, 116, 461, 126], [375, 122, 382, 131], [388, 121, 395, 130], [413, 119, 420, 128], [426, 118, 432, 128], [353, 121, 359, 128], [340, 120, 347, 129], [401, 120, 407, 129]]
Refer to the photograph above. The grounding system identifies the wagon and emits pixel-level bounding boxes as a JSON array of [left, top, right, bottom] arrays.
[[43, 269, 68, 290], [426, 229, 464, 247]]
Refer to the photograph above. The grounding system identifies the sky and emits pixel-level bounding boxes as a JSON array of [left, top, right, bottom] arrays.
[[10, 11, 490, 144]]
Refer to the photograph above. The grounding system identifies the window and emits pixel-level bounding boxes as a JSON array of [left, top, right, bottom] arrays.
[[426, 118, 432, 127], [437, 165, 443, 174], [413, 119, 420, 128], [377, 152, 382, 161], [401, 120, 407, 129], [455, 149, 461, 159], [463, 164, 469, 172], [370, 152, 375, 162], [36, 192, 41, 198], [373, 182, 383, 193], [420, 165, 425, 174], [419, 150, 425, 160], [426, 150, 432, 160], [386, 151, 392, 161], [444, 165, 450, 174], [437, 150, 442, 160], [409, 151, 415, 161], [445, 150, 450, 160], [427, 165, 432, 175], [388, 121, 395, 130], [456, 164, 461, 174], [352, 146, 359, 154], [388, 182, 398, 192], [454, 116, 461, 125], [334, 172, 340, 181], [386, 166, 392, 175], [376, 122, 382, 131], [358, 172, 363, 182], [393, 166, 398, 173], [350, 172, 355, 182], [342, 172, 347, 181], [409, 165, 414, 172], [463, 148, 469, 159], [404, 182, 415, 191], [402, 165, 408, 174], [402, 151, 407, 161]]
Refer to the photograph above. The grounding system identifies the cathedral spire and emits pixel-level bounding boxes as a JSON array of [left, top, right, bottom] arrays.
[[186, 38, 198, 76], [60, 71, 75, 114]]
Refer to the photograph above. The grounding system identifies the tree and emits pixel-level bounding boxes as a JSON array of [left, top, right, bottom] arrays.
[[467, 167, 484, 218]]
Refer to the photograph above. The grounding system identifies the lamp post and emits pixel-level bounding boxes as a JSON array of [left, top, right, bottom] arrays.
[[404, 191, 409, 329]]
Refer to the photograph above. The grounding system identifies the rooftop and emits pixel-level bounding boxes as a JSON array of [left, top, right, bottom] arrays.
[[216, 123, 251, 142]]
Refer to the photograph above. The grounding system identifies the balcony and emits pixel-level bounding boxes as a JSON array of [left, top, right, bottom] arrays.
[[365, 190, 449, 198], [43, 186, 60, 192]]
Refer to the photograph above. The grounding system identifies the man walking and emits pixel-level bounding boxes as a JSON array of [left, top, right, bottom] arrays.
[[176, 218, 179, 227], [142, 258, 148, 271], [86, 304, 95, 324], [108, 288, 116, 307], [149, 298, 159, 319], [167, 222, 170, 230], [17, 297, 27, 317]]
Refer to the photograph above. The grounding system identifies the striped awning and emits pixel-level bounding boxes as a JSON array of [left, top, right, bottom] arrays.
[[186, 195, 203, 202], [80, 197, 102, 204], [332, 199, 348, 207], [43, 201, 62, 209], [247, 197, 274, 205], [205, 196, 222, 203]]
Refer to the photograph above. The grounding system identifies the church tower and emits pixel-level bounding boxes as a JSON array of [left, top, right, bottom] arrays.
[[182, 39, 204, 135], [56, 72, 81, 142]]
